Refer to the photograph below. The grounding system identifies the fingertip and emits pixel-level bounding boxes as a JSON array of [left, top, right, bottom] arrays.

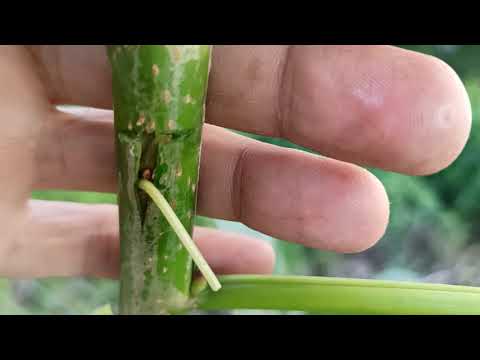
[[381, 50, 472, 176], [307, 163, 390, 254], [344, 168, 390, 253], [405, 55, 472, 176]]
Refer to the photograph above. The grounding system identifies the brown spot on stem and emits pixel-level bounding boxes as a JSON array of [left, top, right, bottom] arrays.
[[152, 64, 160, 77], [168, 119, 175, 130], [141, 168, 152, 180], [163, 89, 172, 104], [136, 114, 145, 126], [176, 165, 183, 177], [170, 46, 182, 63]]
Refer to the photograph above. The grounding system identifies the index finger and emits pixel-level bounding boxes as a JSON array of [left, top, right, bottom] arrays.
[[29, 45, 472, 176]]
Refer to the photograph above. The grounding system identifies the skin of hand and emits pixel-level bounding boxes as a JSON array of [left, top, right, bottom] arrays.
[[0, 45, 471, 279]]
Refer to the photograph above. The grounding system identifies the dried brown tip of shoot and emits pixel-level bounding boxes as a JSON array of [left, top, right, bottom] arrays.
[[141, 168, 153, 181]]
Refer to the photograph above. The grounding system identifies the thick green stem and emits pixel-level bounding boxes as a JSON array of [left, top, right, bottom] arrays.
[[108, 45, 212, 315], [195, 275, 480, 315]]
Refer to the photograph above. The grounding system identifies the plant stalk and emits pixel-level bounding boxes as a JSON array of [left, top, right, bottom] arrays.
[[108, 45, 212, 315], [195, 275, 480, 315]]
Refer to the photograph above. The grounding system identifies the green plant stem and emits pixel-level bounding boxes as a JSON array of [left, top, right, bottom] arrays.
[[108, 45, 212, 315], [195, 275, 480, 315]]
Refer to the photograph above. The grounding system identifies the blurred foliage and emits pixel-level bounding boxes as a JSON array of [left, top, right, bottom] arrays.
[[3, 45, 480, 314], [401, 45, 480, 79]]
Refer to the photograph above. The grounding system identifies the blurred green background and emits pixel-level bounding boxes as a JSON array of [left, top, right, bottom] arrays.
[[2, 45, 480, 314]]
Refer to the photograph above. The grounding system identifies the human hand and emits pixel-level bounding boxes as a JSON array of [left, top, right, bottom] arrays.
[[0, 45, 471, 279]]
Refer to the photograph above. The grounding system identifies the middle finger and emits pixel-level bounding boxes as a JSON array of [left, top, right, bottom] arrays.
[[208, 45, 471, 176], [35, 108, 389, 253]]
